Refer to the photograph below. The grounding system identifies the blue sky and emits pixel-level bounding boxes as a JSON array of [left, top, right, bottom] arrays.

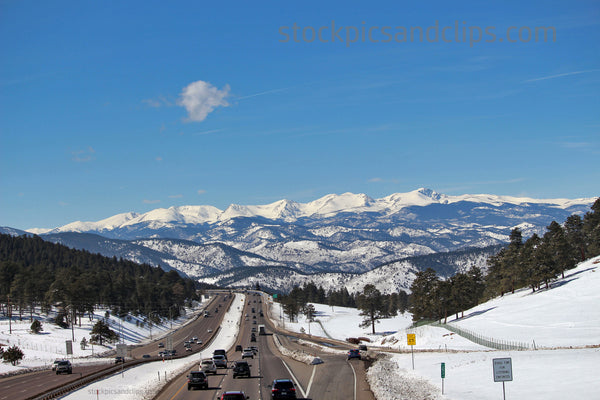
[[1, 0, 599, 229]]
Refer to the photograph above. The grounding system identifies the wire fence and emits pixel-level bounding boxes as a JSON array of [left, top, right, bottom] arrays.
[[437, 322, 530, 350]]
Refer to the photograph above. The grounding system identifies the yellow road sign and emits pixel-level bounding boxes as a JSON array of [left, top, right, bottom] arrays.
[[407, 333, 416, 346]]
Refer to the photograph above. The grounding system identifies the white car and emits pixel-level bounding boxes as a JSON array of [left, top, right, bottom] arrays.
[[201, 359, 217, 374]]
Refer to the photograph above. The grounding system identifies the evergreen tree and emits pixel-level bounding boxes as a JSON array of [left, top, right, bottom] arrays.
[[90, 320, 119, 345], [409, 268, 439, 321], [2, 345, 24, 366], [30, 319, 43, 334], [356, 284, 385, 334], [583, 198, 600, 257]]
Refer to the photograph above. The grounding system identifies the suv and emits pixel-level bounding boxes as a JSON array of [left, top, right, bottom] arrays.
[[187, 371, 209, 390], [52, 359, 64, 371], [347, 349, 361, 360], [213, 349, 227, 360], [55, 360, 72, 375], [114, 356, 125, 364], [271, 379, 297, 399], [232, 360, 251, 378], [221, 391, 249, 400], [201, 359, 217, 374]]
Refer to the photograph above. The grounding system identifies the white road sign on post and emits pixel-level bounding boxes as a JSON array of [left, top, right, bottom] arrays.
[[493, 357, 513, 400], [493, 358, 513, 382]]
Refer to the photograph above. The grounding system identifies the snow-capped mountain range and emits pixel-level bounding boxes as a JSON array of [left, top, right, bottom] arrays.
[[30, 188, 592, 234], [4, 188, 595, 293]]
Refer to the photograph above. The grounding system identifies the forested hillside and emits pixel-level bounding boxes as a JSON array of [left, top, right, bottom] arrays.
[[0, 234, 198, 324], [409, 198, 600, 322]]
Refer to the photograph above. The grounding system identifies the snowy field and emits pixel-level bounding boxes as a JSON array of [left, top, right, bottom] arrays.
[[62, 294, 246, 400], [0, 297, 211, 375], [270, 256, 600, 400]]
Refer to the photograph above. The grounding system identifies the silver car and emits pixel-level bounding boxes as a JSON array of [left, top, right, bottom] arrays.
[[201, 359, 217, 374], [212, 354, 227, 368]]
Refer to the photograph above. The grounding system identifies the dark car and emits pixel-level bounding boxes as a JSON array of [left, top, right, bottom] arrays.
[[232, 360, 251, 378], [250, 333, 256, 342], [358, 344, 368, 351], [271, 379, 297, 399], [55, 360, 72, 374], [347, 349, 361, 360], [115, 356, 125, 364], [235, 344, 243, 352], [221, 391, 249, 400], [187, 371, 209, 390]]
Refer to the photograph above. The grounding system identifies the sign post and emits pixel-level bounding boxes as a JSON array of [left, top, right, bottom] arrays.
[[116, 344, 127, 377], [407, 334, 416, 370], [493, 358, 513, 400], [441, 362, 446, 394]]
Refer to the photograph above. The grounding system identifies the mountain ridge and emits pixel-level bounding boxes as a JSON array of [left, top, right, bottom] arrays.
[[27, 188, 595, 234]]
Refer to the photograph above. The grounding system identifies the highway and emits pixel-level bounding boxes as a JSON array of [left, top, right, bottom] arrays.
[[0, 291, 376, 400], [155, 292, 375, 400], [0, 293, 231, 400]]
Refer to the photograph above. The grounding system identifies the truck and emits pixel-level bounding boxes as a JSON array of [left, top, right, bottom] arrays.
[[258, 325, 266, 335]]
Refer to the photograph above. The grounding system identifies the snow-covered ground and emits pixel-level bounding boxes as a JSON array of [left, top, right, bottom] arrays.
[[62, 294, 246, 400], [0, 297, 210, 375], [271, 256, 600, 400]]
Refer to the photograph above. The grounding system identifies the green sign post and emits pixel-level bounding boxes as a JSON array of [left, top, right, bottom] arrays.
[[441, 362, 446, 394]]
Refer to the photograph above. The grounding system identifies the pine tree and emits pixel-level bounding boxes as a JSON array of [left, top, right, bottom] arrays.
[[356, 284, 385, 334], [409, 268, 439, 321]]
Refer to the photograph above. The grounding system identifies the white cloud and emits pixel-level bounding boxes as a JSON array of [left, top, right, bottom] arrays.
[[143, 199, 161, 204], [71, 146, 96, 162], [197, 189, 206, 195], [177, 80, 230, 122]]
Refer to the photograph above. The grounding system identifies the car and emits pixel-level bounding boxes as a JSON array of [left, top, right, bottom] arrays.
[[221, 391, 249, 400], [251, 327, 257, 332], [347, 349, 361, 360], [252, 315, 256, 319], [185, 345, 192, 351], [187, 371, 209, 390], [213, 349, 227, 360], [142, 354, 151, 359], [192, 336, 198, 341], [201, 359, 217, 374], [158, 351, 166, 357], [250, 346, 259, 354], [235, 344, 243, 352], [55, 360, 72, 375], [158, 342, 164, 348], [271, 379, 297, 399], [241, 350, 254, 359], [115, 356, 125, 364], [52, 359, 64, 371], [196, 339, 203, 344], [207, 328, 213, 333], [232, 360, 251, 378], [212, 354, 228, 368], [250, 335, 256, 342], [253, 320, 257, 324], [358, 344, 368, 351]]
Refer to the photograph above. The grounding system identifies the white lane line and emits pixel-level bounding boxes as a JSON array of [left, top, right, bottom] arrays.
[[347, 361, 357, 400], [280, 358, 307, 398], [305, 364, 317, 397]]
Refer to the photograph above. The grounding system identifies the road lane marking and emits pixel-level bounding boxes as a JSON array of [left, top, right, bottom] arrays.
[[305, 364, 317, 397], [347, 360, 357, 400], [168, 379, 187, 400], [280, 358, 307, 398]]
